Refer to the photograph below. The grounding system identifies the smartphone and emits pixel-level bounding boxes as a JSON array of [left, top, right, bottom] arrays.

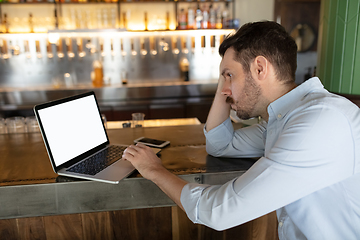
[[134, 137, 170, 148]]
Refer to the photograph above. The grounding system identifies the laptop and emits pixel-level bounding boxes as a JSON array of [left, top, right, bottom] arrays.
[[34, 91, 159, 184]]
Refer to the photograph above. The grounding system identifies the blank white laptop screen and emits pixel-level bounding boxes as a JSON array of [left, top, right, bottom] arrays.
[[37, 95, 107, 167]]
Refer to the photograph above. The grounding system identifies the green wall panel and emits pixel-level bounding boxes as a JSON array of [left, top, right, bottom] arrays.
[[317, 0, 360, 95], [353, 27, 360, 92]]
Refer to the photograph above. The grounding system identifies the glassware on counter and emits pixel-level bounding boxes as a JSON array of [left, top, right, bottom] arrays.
[[0, 118, 7, 134], [25, 116, 40, 133], [6, 116, 26, 134], [132, 113, 145, 128]]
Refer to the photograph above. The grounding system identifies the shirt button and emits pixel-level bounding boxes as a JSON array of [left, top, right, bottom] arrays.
[[279, 221, 284, 227], [277, 114, 282, 119]]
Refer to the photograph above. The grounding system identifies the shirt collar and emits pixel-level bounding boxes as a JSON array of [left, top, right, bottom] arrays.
[[267, 77, 325, 121]]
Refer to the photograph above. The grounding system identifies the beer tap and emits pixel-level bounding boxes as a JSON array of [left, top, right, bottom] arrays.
[[181, 36, 188, 54], [150, 36, 157, 56], [111, 39, 115, 57], [77, 38, 86, 58], [172, 37, 179, 55], [131, 38, 137, 56], [57, 39, 64, 59], [24, 40, 31, 60], [100, 38, 105, 58], [35, 40, 42, 59], [140, 38, 147, 56], [120, 38, 127, 57], [47, 41, 54, 59], [66, 38, 75, 59]]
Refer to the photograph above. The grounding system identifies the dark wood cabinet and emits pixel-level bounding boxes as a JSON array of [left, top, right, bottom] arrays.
[[0, 207, 278, 240]]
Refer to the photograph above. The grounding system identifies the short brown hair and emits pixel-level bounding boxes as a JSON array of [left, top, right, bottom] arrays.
[[219, 21, 297, 83]]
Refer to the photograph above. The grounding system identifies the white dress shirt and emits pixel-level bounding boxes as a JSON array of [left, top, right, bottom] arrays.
[[180, 77, 360, 239]]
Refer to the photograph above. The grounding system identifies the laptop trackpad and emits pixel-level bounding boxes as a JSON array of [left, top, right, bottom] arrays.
[[95, 159, 135, 182]]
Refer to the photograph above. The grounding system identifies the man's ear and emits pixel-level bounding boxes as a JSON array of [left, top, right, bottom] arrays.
[[251, 56, 268, 81]]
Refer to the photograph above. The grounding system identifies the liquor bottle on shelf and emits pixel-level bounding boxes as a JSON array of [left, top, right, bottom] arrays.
[[202, 6, 208, 29], [215, 6, 222, 29], [122, 12, 127, 29], [222, 2, 231, 29], [29, 13, 34, 33], [144, 12, 148, 31], [195, 4, 202, 29], [187, 7, 195, 30], [54, 7, 59, 29], [178, 8, 187, 30], [166, 11, 170, 30], [3, 14, 9, 33], [209, 4, 216, 29]]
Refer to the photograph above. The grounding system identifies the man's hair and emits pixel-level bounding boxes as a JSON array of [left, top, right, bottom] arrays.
[[219, 21, 298, 83]]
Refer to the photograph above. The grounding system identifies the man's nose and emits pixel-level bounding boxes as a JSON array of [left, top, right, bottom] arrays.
[[221, 80, 231, 96]]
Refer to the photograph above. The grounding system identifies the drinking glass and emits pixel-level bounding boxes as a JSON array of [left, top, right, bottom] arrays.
[[6, 116, 26, 133], [25, 116, 39, 133], [0, 118, 6, 134], [132, 113, 145, 128]]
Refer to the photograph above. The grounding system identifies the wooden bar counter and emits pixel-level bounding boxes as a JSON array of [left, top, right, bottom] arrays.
[[0, 120, 278, 240]]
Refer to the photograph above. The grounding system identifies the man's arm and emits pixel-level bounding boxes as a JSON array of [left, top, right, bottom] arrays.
[[122, 143, 187, 210]]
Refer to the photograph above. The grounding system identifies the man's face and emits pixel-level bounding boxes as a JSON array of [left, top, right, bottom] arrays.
[[219, 48, 262, 120]]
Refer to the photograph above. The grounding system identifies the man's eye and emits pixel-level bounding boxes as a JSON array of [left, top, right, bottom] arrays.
[[227, 73, 232, 78]]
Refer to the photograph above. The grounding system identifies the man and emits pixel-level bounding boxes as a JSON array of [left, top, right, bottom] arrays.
[[123, 21, 360, 239]]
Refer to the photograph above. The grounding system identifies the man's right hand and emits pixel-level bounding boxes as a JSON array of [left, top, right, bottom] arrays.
[[205, 77, 231, 132]]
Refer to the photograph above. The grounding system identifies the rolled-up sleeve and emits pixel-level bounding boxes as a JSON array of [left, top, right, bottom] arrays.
[[204, 117, 266, 158], [180, 183, 210, 224], [180, 159, 287, 231]]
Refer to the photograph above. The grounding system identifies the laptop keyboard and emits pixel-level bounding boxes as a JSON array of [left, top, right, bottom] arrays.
[[66, 145, 127, 176]]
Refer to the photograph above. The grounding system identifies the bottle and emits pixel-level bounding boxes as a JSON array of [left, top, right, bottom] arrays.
[[215, 7, 222, 29], [3, 14, 9, 33], [209, 5, 216, 29], [166, 11, 170, 30], [187, 7, 195, 30], [29, 13, 34, 33], [54, 8, 59, 29], [92, 60, 104, 87], [122, 12, 127, 29], [202, 7, 208, 29], [222, 3, 230, 29], [144, 12, 148, 31], [178, 8, 187, 30], [195, 4, 203, 29]]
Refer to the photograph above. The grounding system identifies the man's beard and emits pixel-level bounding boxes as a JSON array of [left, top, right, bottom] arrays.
[[226, 74, 262, 120]]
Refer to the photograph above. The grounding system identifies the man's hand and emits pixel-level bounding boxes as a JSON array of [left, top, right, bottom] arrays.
[[122, 143, 163, 180], [205, 77, 231, 132], [122, 143, 188, 210]]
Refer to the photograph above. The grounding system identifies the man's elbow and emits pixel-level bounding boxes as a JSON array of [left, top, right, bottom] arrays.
[[206, 139, 227, 156], [205, 145, 223, 157]]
